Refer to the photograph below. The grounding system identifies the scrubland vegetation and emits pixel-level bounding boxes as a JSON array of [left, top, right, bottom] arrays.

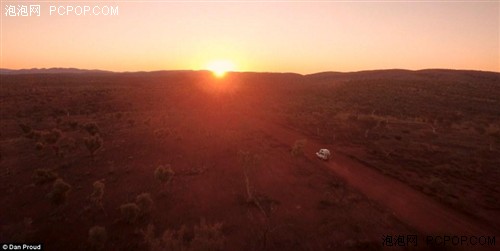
[[282, 71, 500, 218], [0, 70, 498, 250]]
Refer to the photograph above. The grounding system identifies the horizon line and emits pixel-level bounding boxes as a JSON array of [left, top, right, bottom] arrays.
[[1, 67, 499, 75]]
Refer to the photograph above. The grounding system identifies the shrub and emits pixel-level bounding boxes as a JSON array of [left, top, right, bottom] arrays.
[[120, 203, 140, 223], [154, 165, 175, 185], [19, 123, 32, 134], [291, 139, 306, 156], [128, 119, 135, 127], [90, 180, 105, 206], [160, 227, 189, 251], [47, 178, 71, 205], [191, 219, 225, 251], [35, 142, 44, 151], [57, 136, 78, 156], [42, 128, 62, 144], [26, 130, 42, 140], [136, 193, 154, 215], [84, 135, 103, 156], [142, 224, 186, 251], [84, 122, 100, 136], [32, 168, 58, 185], [88, 225, 107, 250], [67, 120, 79, 130], [141, 220, 225, 251]]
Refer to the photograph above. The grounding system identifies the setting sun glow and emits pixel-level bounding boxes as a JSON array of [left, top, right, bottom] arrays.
[[206, 60, 236, 78]]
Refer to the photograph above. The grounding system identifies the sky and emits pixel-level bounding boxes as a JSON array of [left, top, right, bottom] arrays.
[[1, 0, 499, 74]]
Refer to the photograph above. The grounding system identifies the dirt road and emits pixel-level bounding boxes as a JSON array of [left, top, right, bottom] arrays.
[[255, 116, 498, 239]]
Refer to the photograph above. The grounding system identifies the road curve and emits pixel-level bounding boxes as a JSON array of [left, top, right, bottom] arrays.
[[256, 117, 498, 239]]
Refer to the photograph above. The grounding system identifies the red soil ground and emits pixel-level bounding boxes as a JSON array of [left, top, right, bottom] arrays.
[[1, 71, 498, 251]]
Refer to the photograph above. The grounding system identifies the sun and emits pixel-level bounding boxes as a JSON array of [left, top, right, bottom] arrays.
[[206, 60, 236, 78]]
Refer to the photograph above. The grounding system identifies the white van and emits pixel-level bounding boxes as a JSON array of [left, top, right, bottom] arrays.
[[316, 149, 331, 161]]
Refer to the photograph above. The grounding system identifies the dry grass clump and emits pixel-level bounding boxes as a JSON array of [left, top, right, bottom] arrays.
[[136, 193, 154, 216], [154, 164, 175, 185], [84, 122, 100, 136], [191, 219, 225, 251], [19, 123, 32, 134], [19, 123, 42, 141], [89, 180, 107, 215], [54, 136, 78, 158], [47, 178, 71, 205], [119, 203, 140, 224], [42, 128, 62, 144], [32, 168, 58, 185], [88, 225, 107, 250], [142, 219, 225, 251], [35, 142, 44, 151], [291, 139, 306, 156], [90, 180, 105, 203], [118, 193, 154, 223], [84, 135, 103, 157]]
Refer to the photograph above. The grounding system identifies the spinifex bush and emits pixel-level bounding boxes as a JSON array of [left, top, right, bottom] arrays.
[[32, 168, 58, 185], [35, 142, 44, 151], [19, 123, 32, 134], [90, 180, 105, 213], [25, 129, 42, 141], [291, 139, 307, 156], [141, 219, 225, 251], [67, 120, 79, 130], [84, 135, 103, 157], [88, 225, 107, 250], [136, 193, 154, 216], [191, 219, 225, 251], [42, 128, 63, 144], [47, 178, 71, 205], [84, 122, 100, 136], [56, 136, 78, 157], [141, 224, 186, 251], [154, 165, 175, 185], [119, 203, 140, 224]]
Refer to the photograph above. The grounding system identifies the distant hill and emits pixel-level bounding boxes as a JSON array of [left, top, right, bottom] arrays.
[[0, 68, 113, 74], [1, 68, 498, 83], [305, 69, 499, 83]]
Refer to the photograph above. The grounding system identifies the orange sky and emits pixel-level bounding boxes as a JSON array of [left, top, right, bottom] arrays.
[[1, 1, 498, 73]]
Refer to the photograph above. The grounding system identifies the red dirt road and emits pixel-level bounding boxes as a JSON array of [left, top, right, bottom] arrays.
[[257, 116, 499, 238]]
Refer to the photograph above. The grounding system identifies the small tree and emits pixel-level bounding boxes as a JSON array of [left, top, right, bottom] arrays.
[[238, 151, 257, 202], [47, 178, 71, 205], [84, 135, 103, 157], [238, 151, 266, 216]]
